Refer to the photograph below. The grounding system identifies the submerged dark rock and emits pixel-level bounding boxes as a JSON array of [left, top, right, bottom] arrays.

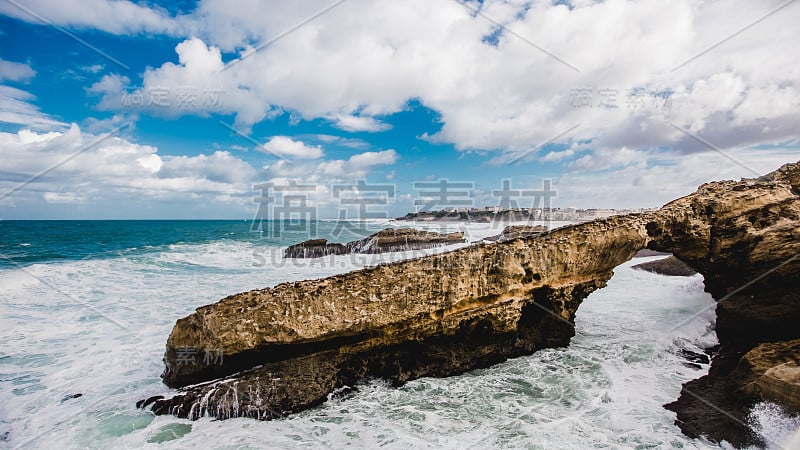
[[144, 162, 800, 449], [60, 393, 83, 403], [679, 349, 711, 366], [284, 228, 466, 258], [631, 256, 697, 276]]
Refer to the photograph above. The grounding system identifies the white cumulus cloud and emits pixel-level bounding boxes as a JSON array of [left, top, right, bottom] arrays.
[[260, 136, 324, 159], [330, 114, 391, 132], [0, 0, 187, 35], [0, 59, 35, 82], [0, 125, 260, 217], [86, 0, 799, 165]]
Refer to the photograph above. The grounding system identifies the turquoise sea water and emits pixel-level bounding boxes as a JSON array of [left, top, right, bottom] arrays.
[[1, 220, 798, 449], [0, 220, 388, 268]]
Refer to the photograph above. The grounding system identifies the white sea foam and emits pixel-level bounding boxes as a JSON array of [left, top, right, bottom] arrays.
[[747, 402, 800, 450], [0, 228, 778, 449]]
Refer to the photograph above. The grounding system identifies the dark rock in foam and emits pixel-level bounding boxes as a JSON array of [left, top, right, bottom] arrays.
[[632, 255, 697, 276]]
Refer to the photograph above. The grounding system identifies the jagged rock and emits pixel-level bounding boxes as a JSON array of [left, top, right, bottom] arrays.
[[483, 225, 548, 242], [679, 348, 711, 366], [145, 162, 800, 449], [283, 228, 465, 258], [345, 228, 465, 254], [136, 395, 164, 409], [631, 256, 697, 276], [283, 239, 346, 258]]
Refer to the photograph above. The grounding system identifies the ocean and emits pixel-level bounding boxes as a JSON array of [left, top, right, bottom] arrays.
[[1, 220, 798, 449]]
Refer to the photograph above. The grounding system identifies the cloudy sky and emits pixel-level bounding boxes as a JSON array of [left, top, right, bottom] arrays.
[[0, 0, 798, 219]]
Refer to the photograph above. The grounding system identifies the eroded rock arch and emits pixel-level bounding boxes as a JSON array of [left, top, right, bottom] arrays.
[[144, 162, 800, 447]]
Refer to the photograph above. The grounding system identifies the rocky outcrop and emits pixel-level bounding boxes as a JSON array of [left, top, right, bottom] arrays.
[[344, 228, 466, 254], [283, 239, 347, 258], [732, 339, 800, 413], [631, 256, 697, 276], [145, 162, 800, 448], [283, 228, 465, 258]]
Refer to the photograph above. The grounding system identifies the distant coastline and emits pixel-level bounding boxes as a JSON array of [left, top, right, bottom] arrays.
[[395, 207, 656, 222]]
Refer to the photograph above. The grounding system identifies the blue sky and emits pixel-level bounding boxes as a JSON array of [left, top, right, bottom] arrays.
[[0, 0, 798, 219]]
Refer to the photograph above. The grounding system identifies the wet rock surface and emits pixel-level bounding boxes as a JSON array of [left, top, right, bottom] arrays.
[[144, 162, 800, 448], [679, 348, 712, 368]]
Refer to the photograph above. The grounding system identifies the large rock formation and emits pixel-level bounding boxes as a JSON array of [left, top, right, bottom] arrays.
[[145, 162, 800, 448], [650, 163, 800, 447], [283, 228, 466, 258], [154, 215, 650, 415]]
